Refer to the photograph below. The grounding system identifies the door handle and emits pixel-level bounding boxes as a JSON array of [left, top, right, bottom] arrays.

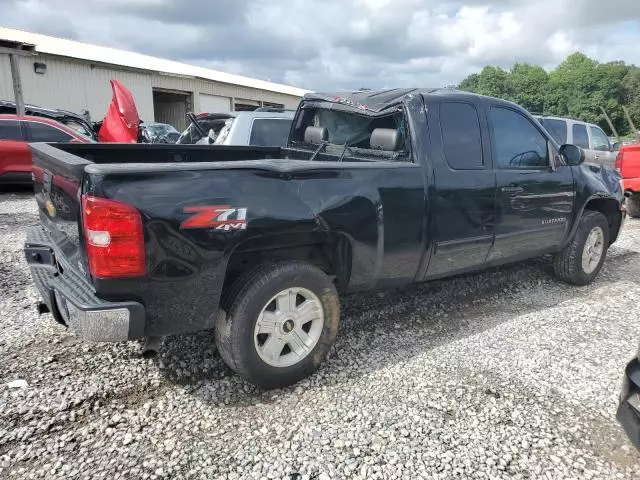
[[501, 186, 524, 193], [594, 155, 600, 160]]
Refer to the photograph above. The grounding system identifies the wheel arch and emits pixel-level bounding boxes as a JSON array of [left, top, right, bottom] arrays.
[[575, 195, 623, 245], [222, 231, 354, 299]]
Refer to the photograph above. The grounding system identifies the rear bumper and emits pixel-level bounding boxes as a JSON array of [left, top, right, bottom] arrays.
[[616, 357, 640, 449], [25, 227, 145, 342]]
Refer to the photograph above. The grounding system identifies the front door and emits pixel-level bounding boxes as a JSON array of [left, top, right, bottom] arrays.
[[487, 106, 575, 262], [587, 124, 616, 169]]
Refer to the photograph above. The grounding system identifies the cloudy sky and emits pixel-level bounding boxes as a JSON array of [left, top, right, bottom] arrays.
[[3, 0, 640, 91]]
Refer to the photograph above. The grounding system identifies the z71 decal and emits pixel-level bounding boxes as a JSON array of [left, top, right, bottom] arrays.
[[180, 205, 248, 231]]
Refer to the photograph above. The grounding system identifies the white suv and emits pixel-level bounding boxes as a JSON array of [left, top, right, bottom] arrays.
[[534, 115, 618, 169]]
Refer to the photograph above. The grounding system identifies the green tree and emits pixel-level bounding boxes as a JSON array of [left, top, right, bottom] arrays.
[[507, 63, 548, 113]]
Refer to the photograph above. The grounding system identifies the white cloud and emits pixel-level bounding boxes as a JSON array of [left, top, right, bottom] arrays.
[[1, 0, 640, 90]]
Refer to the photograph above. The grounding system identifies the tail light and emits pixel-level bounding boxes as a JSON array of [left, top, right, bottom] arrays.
[[615, 150, 624, 174], [81, 195, 145, 278]]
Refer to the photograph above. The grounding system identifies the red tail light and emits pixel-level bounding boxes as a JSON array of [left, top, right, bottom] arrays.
[[615, 150, 623, 174], [81, 195, 145, 278]]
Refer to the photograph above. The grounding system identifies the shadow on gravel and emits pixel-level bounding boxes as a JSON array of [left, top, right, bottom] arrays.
[[156, 247, 639, 406]]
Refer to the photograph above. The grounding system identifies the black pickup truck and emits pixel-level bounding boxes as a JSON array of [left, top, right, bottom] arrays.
[[24, 88, 625, 388]]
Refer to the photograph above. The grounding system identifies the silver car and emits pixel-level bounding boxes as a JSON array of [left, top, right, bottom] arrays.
[[534, 115, 618, 168], [193, 110, 295, 147]]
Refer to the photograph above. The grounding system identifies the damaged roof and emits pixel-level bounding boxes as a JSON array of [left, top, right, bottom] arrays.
[[303, 88, 448, 113]]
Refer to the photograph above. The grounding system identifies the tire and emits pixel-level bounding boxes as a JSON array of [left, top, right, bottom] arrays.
[[553, 211, 609, 286], [627, 193, 640, 218], [215, 261, 339, 389]]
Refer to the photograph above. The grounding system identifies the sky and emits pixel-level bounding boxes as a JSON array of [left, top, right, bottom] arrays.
[[2, 0, 640, 91]]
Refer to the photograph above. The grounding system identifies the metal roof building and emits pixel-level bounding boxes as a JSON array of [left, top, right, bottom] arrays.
[[0, 27, 310, 130]]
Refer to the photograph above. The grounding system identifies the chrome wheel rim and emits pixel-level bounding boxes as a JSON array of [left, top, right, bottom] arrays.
[[253, 287, 324, 368], [582, 226, 604, 274]]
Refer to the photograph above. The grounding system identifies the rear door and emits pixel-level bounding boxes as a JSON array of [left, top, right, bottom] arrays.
[[0, 119, 30, 179], [424, 96, 497, 277], [488, 105, 574, 262]]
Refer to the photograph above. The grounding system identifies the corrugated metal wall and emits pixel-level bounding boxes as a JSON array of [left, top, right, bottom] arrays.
[[0, 53, 302, 124]]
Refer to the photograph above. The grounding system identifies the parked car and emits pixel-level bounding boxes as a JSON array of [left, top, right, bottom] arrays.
[[24, 88, 624, 389], [139, 122, 181, 144], [0, 100, 98, 141], [0, 114, 93, 183], [208, 110, 294, 147], [617, 347, 640, 449], [615, 143, 640, 217], [534, 115, 618, 168], [176, 112, 235, 144]]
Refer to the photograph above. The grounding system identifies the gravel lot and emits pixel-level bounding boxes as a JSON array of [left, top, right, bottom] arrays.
[[1, 189, 639, 480]]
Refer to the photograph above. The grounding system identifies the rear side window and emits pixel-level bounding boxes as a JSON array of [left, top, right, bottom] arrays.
[[540, 118, 567, 144], [28, 122, 73, 142], [572, 124, 589, 149], [439, 102, 483, 169], [250, 119, 292, 147], [0, 120, 23, 140]]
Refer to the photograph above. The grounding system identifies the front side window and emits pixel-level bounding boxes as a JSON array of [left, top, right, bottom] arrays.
[[439, 102, 483, 169], [490, 107, 549, 169], [0, 120, 23, 140], [572, 124, 590, 149], [29, 122, 73, 142], [589, 126, 611, 151], [249, 119, 292, 147]]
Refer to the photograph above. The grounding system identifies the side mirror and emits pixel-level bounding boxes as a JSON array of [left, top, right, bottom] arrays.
[[612, 142, 622, 152], [559, 144, 585, 166]]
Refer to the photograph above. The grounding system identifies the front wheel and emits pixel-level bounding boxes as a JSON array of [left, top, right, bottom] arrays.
[[553, 211, 609, 285], [215, 261, 340, 389]]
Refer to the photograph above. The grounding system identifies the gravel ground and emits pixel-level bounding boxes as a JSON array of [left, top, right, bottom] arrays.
[[1, 189, 639, 480]]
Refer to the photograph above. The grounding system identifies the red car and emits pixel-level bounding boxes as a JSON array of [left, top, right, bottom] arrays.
[[0, 114, 93, 184]]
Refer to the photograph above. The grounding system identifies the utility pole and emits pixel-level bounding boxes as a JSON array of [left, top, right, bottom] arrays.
[[0, 39, 36, 115], [599, 106, 619, 141], [622, 105, 638, 139]]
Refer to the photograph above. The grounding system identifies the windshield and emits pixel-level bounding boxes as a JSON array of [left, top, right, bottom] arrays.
[[62, 120, 96, 141], [539, 118, 567, 144], [145, 124, 179, 136]]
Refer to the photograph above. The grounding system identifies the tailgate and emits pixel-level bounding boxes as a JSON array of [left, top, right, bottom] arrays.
[[29, 143, 91, 277]]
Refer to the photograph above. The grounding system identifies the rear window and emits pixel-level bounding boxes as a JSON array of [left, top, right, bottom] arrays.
[[0, 120, 23, 140], [540, 118, 567, 144], [572, 124, 589, 149], [249, 119, 292, 147], [290, 106, 410, 160]]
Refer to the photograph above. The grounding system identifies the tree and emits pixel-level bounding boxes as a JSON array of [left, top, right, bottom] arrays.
[[458, 52, 639, 136], [507, 63, 548, 113]]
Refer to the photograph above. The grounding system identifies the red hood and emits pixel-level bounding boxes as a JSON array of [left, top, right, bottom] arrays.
[[98, 80, 141, 143]]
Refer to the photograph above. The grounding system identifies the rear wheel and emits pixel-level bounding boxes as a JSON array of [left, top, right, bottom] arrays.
[[627, 193, 640, 218], [553, 211, 609, 285], [215, 261, 339, 389]]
